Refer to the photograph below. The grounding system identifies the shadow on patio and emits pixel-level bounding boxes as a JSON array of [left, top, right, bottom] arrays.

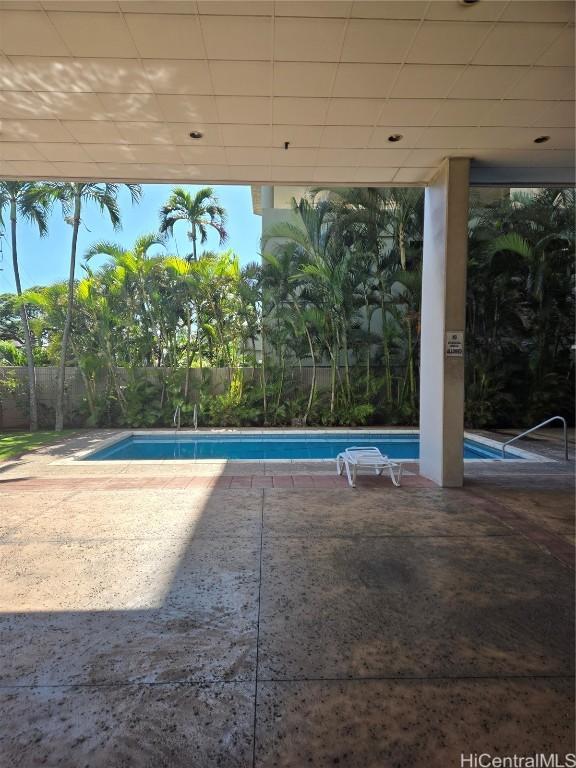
[[0, 440, 574, 767]]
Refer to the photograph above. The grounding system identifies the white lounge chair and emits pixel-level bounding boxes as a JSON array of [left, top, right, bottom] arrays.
[[336, 446, 403, 488]]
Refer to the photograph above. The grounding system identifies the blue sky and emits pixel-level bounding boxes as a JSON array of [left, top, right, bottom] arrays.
[[0, 184, 262, 294]]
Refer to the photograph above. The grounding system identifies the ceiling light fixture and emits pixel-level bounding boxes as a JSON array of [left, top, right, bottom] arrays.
[[189, 131, 203, 139], [460, 0, 480, 5], [388, 134, 403, 143], [534, 135, 550, 144]]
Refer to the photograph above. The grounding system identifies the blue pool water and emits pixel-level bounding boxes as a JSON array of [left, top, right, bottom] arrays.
[[85, 432, 517, 461]]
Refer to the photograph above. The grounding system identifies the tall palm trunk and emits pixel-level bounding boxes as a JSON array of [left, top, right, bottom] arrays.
[[261, 325, 268, 425], [380, 293, 392, 401], [274, 346, 285, 423], [365, 302, 371, 398], [330, 351, 337, 419], [325, 339, 337, 419], [292, 301, 316, 425], [10, 200, 38, 431], [406, 318, 416, 410], [55, 188, 81, 431], [399, 221, 406, 269], [195, 318, 203, 376], [292, 303, 316, 425], [106, 339, 127, 416], [184, 305, 192, 402], [69, 337, 97, 423], [191, 224, 197, 262], [303, 325, 316, 425], [341, 322, 351, 402], [398, 318, 415, 410]]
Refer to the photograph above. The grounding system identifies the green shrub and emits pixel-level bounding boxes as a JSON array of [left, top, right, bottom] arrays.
[[120, 379, 168, 428], [0, 341, 26, 366]]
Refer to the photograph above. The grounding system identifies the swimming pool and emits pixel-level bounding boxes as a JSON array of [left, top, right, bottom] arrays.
[[83, 431, 525, 461]]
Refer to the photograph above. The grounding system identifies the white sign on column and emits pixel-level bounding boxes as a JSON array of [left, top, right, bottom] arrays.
[[445, 331, 464, 357]]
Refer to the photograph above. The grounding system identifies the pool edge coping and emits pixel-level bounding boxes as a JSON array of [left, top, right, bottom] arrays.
[[51, 428, 551, 466]]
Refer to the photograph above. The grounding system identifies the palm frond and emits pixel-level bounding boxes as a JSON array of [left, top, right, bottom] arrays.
[[84, 241, 124, 262]]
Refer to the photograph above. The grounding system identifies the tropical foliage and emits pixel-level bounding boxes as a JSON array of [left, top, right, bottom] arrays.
[[47, 181, 143, 429], [159, 186, 228, 262], [0, 181, 51, 430], [465, 189, 575, 426], [0, 185, 573, 430]]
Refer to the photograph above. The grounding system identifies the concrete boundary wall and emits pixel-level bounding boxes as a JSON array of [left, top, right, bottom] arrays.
[[0, 366, 358, 429]]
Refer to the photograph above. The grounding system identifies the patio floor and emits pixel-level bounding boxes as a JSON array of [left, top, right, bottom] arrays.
[[0, 430, 574, 767]]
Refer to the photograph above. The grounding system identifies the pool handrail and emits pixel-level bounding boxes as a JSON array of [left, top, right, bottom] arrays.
[[501, 416, 568, 460]]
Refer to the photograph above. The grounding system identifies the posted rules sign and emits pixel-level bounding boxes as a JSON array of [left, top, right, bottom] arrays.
[[445, 331, 464, 357]]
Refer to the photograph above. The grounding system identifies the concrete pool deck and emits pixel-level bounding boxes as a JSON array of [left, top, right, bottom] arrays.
[[0, 429, 574, 766]]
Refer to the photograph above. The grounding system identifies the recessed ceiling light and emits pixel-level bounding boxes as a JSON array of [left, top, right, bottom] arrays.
[[534, 135, 551, 144], [189, 131, 203, 139], [388, 134, 403, 143], [460, 0, 480, 5]]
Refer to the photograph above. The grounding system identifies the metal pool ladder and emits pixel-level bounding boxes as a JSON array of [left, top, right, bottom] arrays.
[[173, 404, 198, 430], [501, 416, 569, 460]]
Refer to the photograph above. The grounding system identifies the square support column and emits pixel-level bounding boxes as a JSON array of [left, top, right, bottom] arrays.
[[261, 185, 274, 210], [419, 157, 470, 487]]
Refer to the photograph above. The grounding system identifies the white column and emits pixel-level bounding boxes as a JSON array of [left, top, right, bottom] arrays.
[[419, 157, 470, 487], [261, 185, 274, 209]]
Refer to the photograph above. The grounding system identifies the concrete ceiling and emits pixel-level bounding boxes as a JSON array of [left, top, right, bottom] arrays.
[[0, 0, 574, 186]]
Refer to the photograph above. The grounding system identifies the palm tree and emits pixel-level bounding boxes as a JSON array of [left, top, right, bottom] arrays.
[[25, 280, 105, 424], [312, 186, 424, 401], [0, 182, 51, 431], [391, 268, 422, 412], [163, 255, 200, 401], [159, 187, 228, 262], [314, 186, 424, 270], [350, 251, 379, 397], [84, 233, 166, 368], [237, 260, 262, 369], [72, 234, 166, 423], [50, 182, 142, 431], [263, 198, 355, 419], [193, 250, 242, 371]]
